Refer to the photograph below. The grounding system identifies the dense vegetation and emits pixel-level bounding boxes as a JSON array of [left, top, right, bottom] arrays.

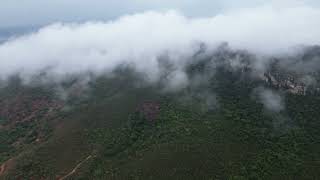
[[0, 50, 320, 179]]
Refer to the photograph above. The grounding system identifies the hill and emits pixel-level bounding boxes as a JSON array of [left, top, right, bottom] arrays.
[[0, 45, 320, 179]]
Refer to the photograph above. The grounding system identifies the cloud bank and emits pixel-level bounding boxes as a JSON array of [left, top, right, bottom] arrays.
[[0, 3, 320, 84]]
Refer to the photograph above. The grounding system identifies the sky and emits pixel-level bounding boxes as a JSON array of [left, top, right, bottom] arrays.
[[1, 0, 319, 28]]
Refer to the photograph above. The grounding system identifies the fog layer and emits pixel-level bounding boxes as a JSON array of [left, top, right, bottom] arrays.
[[0, 3, 319, 81]]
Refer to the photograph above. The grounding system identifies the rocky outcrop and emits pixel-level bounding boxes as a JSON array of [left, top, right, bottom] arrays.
[[263, 72, 307, 95]]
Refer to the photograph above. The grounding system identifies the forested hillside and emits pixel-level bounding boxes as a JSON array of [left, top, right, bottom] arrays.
[[0, 46, 319, 179]]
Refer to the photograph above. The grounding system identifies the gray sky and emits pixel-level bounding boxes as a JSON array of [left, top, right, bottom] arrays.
[[0, 0, 301, 28]]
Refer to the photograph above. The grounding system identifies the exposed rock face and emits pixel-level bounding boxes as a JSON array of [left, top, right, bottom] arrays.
[[263, 72, 307, 95]]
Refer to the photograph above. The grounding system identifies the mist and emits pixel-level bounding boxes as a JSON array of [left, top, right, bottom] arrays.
[[254, 87, 284, 112], [0, 2, 320, 88]]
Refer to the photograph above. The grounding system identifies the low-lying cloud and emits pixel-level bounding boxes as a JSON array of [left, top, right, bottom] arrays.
[[255, 87, 285, 112], [0, 2, 320, 85]]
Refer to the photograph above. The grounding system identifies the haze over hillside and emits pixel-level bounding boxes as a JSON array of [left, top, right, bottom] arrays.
[[0, 1, 319, 88], [0, 0, 320, 179]]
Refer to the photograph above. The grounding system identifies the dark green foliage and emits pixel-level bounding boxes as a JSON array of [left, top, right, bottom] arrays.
[[1, 64, 320, 179], [72, 67, 320, 179], [76, 89, 320, 179]]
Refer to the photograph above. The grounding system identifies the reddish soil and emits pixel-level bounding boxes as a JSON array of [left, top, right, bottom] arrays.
[[0, 158, 15, 177], [0, 93, 63, 129], [137, 102, 160, 122]]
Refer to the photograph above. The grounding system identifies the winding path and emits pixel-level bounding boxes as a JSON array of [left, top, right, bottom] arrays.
[[59, 155, 92, 180]]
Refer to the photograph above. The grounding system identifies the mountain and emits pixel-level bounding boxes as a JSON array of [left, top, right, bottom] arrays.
[[0, 45, 320, 179]]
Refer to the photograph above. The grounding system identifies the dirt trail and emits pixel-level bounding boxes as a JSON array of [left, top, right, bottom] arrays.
[[58, 155, 92, 180], [0, 158, 14, 177], [0, 163, 5, 176]]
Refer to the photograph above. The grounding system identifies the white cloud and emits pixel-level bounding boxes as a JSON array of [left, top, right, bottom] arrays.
[[0, 3, 319, 82]]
